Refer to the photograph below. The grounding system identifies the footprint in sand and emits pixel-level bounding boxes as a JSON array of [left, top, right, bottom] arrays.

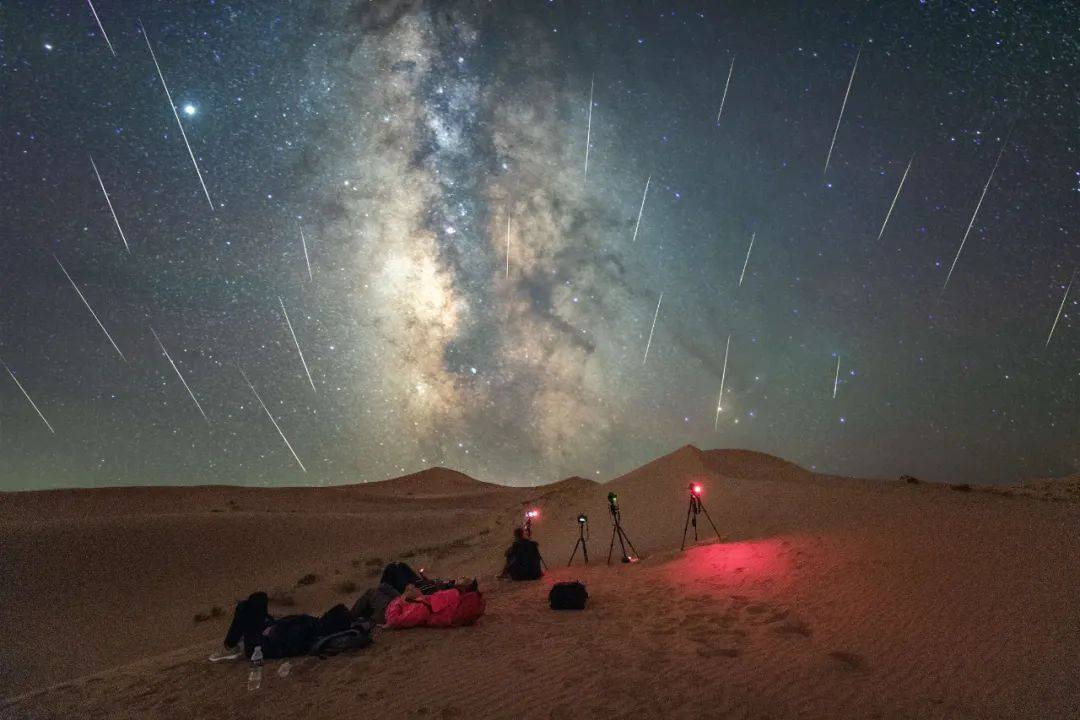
[[772, 619, 812, 637], [828, 651, 866, 670]]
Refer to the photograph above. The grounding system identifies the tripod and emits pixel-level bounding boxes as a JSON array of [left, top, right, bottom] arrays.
[[568, 520, 589, 566], [681, 488, 721, 550], [607, 505, 639, 564]]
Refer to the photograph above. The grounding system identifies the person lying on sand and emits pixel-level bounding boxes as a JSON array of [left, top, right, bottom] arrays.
[[498, 527, 543, 581], [380, 561, 475, 594], [212, 591, 273, 661], [384, 582, 485, 629]]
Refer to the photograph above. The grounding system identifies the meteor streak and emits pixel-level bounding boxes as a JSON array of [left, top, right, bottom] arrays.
[[299, 225, 313, 282], [149, 326, 209, 423], [583, 74, 594, 185], [942, 138, 1010, 293], [738, 232, 755, 287], [280, 297, 316, 393], [139, 19, 214, 211], [716, 56, 734, 124], [505, 213, 511, 278], [239, 366, 307, 473], [89, 154, 130, 253], [1, 361, 55, 434], [833, 355, 841, 399], [713, 333, 731, 431], [53, 255, 126, 362], [631, 175, 651, 243], [824, 47, 860, 176], [1046, 271, 1076, 347], [85, 0, 115, 56], [877, 156, 913, 242], [642, 292, 663, 365]]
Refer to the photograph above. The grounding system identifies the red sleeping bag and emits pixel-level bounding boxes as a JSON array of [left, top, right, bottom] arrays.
[[384, 590, 485, 629]]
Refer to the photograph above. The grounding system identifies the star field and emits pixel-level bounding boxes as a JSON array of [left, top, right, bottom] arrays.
[[0, 1, 1076, 490]]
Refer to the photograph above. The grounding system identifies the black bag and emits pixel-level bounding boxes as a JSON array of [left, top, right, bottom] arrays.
[[549, 581, 588, 610], [318, 604, 352, 635], [311, 626, 372, 657], [262, 614, 320, 659]]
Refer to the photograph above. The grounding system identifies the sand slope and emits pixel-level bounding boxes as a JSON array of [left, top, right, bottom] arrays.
[[4, 447, 1080, 719]]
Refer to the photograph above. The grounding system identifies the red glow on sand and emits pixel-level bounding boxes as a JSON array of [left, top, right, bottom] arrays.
[[664, 538, 794, 588]]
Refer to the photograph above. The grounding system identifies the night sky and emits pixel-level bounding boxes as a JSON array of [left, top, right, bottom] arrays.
[[1, 1, 1077, 490]]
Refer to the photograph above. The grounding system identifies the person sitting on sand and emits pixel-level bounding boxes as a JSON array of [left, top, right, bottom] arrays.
[[499, 527, 543, 581]]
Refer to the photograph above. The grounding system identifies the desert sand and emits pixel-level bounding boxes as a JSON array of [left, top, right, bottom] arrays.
[[2, 446, 1079, 719]]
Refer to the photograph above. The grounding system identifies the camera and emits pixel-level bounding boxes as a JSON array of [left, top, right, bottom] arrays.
[[607, 491, 619, 510], [577, 513, 588, 524]]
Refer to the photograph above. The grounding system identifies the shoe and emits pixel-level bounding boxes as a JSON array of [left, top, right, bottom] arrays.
[[209, 645, 243, 662]]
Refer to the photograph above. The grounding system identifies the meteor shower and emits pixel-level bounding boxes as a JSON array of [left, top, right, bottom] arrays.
[[2, 3, 1077, 719]]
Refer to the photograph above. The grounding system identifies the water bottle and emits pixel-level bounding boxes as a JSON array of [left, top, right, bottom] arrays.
[[247, 646, 264, 691]]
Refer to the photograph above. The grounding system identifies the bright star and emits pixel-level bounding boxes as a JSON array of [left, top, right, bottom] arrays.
[[182, 104, 197, 117]]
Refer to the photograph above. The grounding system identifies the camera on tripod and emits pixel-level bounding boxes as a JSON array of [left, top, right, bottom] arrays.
[[681, 480, 720, 550], [524, 508, 539, 538], [607, 492, 619, 514], [569, 512, 589, 566]]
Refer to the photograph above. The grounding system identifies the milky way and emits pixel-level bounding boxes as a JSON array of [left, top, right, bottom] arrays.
[[1, 1, 1077, 489]]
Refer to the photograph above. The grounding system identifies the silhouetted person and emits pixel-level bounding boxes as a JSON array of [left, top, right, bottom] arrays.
[[220, 591, 273, 659], [499, 527, 543, 581]]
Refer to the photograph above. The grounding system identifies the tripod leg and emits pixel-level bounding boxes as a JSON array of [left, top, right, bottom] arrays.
[[583, 539, 589, 565], [568, 538, 581, 566], [700, 504, 722, 542], [616, 525, 629, 561], [620, 526, 640, 560], [607, 524, 617, 565], [681, 500, 693, 551]]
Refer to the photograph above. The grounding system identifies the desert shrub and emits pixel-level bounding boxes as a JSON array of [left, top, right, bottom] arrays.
[[296, 573, 319, 586], [269, 588, 296, 606], [900, 475, 920, 484], [335, 579, 358, 594], [950, 483, 972, 492], [365, 557, 384, 567], [193, 606, 223, 623]]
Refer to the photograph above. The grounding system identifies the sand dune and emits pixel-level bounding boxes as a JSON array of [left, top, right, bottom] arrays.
[[3, 446, 1080, 719]]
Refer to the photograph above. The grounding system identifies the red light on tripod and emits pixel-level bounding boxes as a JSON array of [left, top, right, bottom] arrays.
[[525, 509, 539, 519], [692, 483, 703, 496]]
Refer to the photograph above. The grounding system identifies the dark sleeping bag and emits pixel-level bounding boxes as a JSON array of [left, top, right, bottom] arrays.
[[261, 615, 320, 659]]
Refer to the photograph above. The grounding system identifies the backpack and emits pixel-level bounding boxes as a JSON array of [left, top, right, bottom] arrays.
[[317, 604, 352, 636], [549, 581, 588, 610], [262, 614, 320, 659], [311, 624, 373, 657]]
